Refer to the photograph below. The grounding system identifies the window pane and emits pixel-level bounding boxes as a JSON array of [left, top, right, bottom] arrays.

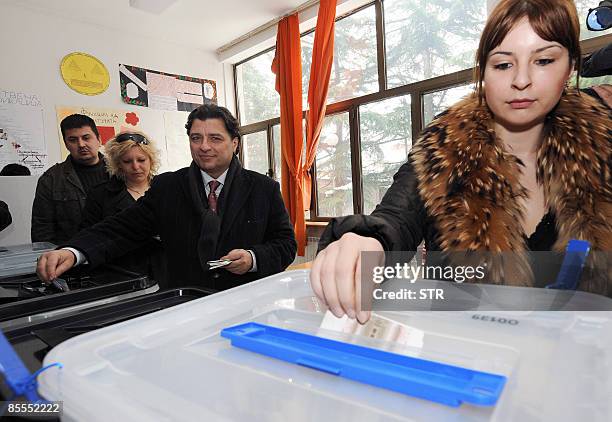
[[422, 83, 474, 126], [385, 0, 486, 87], [272, 124, 282, 183], [235, 50, 280, 125], [360, 95, 412, 214], [242, 131, 269, 176], [302, 5, 378, 107], [316, 113, 353, 217], [575, 0, 612, 40]]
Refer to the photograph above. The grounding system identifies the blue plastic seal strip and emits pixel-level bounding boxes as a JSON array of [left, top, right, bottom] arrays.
[[0, 330, 61, 403], [221, 322, 506, 407], [546, 239, 591, 290]]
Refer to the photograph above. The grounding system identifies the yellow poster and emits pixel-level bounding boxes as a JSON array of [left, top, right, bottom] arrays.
[[60, 52, 110, 96]]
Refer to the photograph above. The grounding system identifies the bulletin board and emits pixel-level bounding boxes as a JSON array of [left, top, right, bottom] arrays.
[[119, 64, 217, 112]]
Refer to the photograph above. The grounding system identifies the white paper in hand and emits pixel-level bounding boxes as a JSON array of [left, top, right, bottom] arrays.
[[319, 310, 423, 347]]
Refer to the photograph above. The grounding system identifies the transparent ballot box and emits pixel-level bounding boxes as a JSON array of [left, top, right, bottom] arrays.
[[38, 271, 612, 422], [0, 242, 56, 278]]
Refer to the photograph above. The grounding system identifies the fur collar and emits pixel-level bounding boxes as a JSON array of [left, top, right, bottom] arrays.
[[412, 88, 611, 286]]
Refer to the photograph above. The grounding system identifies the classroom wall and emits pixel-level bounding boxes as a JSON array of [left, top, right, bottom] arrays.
[[0, 3, 224, 246]]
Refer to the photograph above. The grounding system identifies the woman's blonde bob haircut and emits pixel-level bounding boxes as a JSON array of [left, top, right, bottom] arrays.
[[104, 131, 160, 182], [475, 0, 581, 100]]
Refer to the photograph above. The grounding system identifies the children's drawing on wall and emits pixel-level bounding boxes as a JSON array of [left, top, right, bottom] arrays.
[[59, 52, 110, 96], [0, 89, 47, 176], [56, 105, 144, 150]]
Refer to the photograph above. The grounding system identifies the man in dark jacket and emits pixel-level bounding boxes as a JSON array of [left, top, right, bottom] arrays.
[[37, 104, 297, 291], [31, 114, 108, 244]]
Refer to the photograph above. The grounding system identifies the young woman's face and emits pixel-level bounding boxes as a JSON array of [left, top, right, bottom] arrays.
[[484, 18, 573, 132], [119, 146, 151, 185]]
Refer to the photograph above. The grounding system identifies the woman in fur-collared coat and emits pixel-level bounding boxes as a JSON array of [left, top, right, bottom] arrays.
[[311, 0, 611, 322]]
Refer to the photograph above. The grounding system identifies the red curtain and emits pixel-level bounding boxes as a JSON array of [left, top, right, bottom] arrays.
[[272, 2, 337, 257], [271, 14, 306, 255], [303, 0, 337, 209]]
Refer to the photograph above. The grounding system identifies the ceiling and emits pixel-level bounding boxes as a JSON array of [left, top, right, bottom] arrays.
[[4, 0, 309, 53]]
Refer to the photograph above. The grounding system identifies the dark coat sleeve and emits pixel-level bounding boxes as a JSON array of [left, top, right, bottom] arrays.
[[318, 158, 427, 252], [80, 184, 105, 229], [31, 173, 55, 243], [0, 200, 11, 231], [250, 180, 297, 276], [64, 178, 161, 267]]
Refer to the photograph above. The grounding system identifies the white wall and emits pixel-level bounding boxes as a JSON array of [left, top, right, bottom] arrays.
[[0, 3, 224, 246]]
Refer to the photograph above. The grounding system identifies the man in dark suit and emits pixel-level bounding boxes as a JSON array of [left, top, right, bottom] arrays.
[[37, 104, 297, 291]]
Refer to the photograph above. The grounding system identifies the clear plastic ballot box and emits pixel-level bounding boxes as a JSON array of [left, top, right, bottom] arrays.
[[0, 242, 56, 278], [38, 270, 612, 421]]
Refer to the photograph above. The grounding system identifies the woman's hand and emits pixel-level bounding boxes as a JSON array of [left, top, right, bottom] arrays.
[[310, 233, 384, 324]]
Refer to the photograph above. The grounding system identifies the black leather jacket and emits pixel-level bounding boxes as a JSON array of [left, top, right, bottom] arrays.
[[31, 154, 108, 244]]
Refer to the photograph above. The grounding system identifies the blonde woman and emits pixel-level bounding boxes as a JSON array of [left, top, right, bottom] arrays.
[[80, 131, 166, 283]]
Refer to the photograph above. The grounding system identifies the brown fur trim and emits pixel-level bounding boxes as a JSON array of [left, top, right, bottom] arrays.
[[412, 88, 611, 288]]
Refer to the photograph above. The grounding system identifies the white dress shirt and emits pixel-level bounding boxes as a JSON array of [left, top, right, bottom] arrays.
[[200, 168, 257, 272]]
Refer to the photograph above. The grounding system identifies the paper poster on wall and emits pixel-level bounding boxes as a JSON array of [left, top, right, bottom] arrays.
[[0, 89, 47, 175], [119, 64, 217, 112], [163, 111, 192, 170], [56, 105, 145, 159], [60, 52, 110, 96]]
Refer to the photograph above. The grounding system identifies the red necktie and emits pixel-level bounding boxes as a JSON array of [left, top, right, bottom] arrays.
[[208, 180, 220, 214]]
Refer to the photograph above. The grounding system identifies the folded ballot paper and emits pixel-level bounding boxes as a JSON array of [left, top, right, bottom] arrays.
[[319, 310, 424, 347]]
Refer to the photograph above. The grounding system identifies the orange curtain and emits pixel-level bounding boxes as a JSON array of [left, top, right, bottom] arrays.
[[271, 14, 306, 255], [303, 0, 337, 209]]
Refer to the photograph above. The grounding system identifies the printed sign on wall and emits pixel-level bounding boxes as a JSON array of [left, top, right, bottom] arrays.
[[0, 89, 47, 175], [119, 64, 217, 112]]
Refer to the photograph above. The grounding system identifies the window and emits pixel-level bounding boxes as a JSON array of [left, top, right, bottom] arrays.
[[302, 5, 378, 106], [578, 74, 612, 88], [235, 50, 279, 125], [242, 131, 269, 176], [384, 0, 486, 87], [272, 125, 282, 183], [234, 0, 611, 220], [422, 83, 475, 125], [360, 95, 412, 214], [315, 113, 353, 217]]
